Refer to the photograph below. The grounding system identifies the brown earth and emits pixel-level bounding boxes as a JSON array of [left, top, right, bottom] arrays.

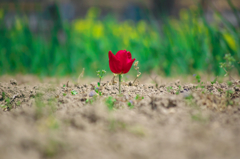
[[0, 75, 240, 159]]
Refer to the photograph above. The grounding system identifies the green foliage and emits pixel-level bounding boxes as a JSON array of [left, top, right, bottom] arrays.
[[135, 94, 140, 100], [71, 90, 78, 95], [226, 89, 234, 106], [220, 54, 236, 77], [16, 101, 21, 106], [227, 81, 233, 87], [176, 86, 181, 95], [167, 86, 173, 92], [135, 94, 144, 101], [0, 4, 239, 76], [195, 75, 201, 83], [96, 70, 106, 86], [211, 77, 217, 85], [2, 92, 5, 99], [127, 102, 134, 109], [94, 87, 102, 96], [63, 93, 67, 96], [105, 96, 116, 110]]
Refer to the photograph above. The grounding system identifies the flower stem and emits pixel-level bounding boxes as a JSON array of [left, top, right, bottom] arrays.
[[119, 74, 121, 94]]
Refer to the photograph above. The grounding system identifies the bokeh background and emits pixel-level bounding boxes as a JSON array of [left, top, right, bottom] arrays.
[[0, 0, 239, 77]]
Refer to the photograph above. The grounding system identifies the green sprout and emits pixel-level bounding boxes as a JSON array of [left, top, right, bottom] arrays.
[[86, 98, 93, 104], [97, 70, 106, 86], [211, 77, 218, 85], [135, 94, 144, 100], [195, 75, 201, 83], [71, 90, 78, 95], [94, 87, 102, 96], [194, 74, 205, 92], [127, 101, 134, 109], [63, 93, 67, 96], [135, 94, 140, 100], [226, 90, 234, 106], [2, 92, 5, 99], [220, 53, 236, 81], [16, 101, 21, 106], [176, 85, 181, 95], [167, 86, 173, 92], [105, 96, 116, 110]]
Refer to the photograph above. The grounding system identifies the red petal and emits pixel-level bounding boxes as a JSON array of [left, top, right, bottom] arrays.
[[122, 58, 135, 74], [115, 50, 127, 60], [127, 51, 132, 60], [108, 51, 122, 74]]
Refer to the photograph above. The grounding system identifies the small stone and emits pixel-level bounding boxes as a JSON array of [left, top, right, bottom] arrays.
[[89, 91, 96, 97], [129, 100, 133, 104], [10, 79, 17, 86]]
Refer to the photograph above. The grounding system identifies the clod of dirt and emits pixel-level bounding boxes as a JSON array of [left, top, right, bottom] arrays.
[[10, 79, 17, 86]]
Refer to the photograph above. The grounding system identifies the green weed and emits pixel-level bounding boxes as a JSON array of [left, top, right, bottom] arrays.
[[105, 96, 116, 110]]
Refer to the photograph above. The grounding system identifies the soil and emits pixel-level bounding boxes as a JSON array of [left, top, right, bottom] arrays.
[[0, 75, 240, 159]]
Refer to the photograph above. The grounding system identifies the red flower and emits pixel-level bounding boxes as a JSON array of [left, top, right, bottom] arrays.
[[108, 50, 135, 74]]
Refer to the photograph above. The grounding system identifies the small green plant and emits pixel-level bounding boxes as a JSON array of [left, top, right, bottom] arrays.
[[176, 86, 181, 95], [71, 90, 78, 95], [211, 77, 218, 85], [94, 87, 102, 96], [226, 90, 234, 106], [167, 86, 173, 92], [220, 53, 236, 81], [2, 92, 5, 100], [85, 98, 90, 104], [96, 70, 106, 86], [194, 74, 205, 93], [5, 98, 12, 110], [16, 101, 21, 106], [86, 95, 98, 104], [195, 74, 201, 83], [227, 81, 233, 87], [63, 93, 67, 96], [135, 94, 144, 103], [105, 96, 116, 110], [127, 101, 134, 109], [0, 105, 7, 109], [135, 94, 140, 100], [63, 84, 66, 87]]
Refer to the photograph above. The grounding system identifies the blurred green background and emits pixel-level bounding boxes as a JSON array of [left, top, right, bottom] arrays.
[[0, 0, 239, 77]]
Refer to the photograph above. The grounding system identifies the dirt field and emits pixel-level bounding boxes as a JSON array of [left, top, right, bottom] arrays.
[[0, 75, 240, 159]]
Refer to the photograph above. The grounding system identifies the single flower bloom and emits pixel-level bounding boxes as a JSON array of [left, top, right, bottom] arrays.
[[108, 50, 135, 74]]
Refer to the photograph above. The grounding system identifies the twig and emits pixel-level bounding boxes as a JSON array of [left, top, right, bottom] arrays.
[[78, 68, 85, 84], [66, 81, 69, 87], [111, 74, 117, 85], [132, 77, 138, 85], [10, 94, 19, 103], [222, 67, 236, 83]]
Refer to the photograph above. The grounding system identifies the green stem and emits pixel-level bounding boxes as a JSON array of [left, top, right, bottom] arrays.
[[119, 74, 121, 94]]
